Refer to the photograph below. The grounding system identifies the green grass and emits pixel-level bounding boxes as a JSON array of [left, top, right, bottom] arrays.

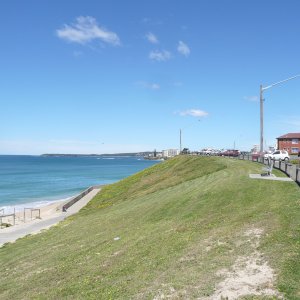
[[1, 156, 300, 299], [290, 159, 300, 165]]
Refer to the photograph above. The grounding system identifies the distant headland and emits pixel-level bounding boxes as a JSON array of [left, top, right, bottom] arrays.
[[40, 152, 153, 157]]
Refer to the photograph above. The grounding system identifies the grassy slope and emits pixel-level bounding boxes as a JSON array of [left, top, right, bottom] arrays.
[[1, 156, 300, 299]]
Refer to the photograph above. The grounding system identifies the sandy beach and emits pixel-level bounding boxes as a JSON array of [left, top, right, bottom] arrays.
[[0, 187, 101, 247]]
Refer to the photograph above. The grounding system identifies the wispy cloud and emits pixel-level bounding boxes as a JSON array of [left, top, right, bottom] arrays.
[[56, 16, 120, 46], [282, 116, 300, 128], [177, 109, 208, 118], [142, 17, 151, 24], [141, 18, 163, 26], [177, 41, 190, 57], [136, 81, 160, 90], [73, 50, 83, 57], [149, 50, 171, 62], [172, 81, 183, 87], [146, 32, 158, 44], [244, 95, 259, 102]]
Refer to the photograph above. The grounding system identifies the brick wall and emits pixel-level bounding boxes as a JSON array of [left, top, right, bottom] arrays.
[[278, 139, 300, 154]]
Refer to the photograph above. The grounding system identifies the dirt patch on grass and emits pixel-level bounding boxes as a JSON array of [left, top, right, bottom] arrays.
[[207, 228, 283, 300], [153, 285, 187, 299]]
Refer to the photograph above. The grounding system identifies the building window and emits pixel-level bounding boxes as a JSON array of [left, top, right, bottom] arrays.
[[292, 139, 299, 144], [291, 148, 299, 153]]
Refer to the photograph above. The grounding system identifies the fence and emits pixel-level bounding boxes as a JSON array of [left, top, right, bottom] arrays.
[[238, 154, 300, 185], [23, 208, 41, 222], [0, 213, 15, 228], [197, 153, 300, 185]]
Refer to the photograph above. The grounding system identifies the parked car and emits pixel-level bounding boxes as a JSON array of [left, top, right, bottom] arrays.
[[240, 151, 251, 156], [211, 149, 221, 156], [264, 150, 289, 161], [201, 148, 213, 155], [221, 149, 240, 157], [251, 152, 260, 160]]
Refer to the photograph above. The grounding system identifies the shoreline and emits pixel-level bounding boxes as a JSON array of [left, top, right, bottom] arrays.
[[0, 187, 101, 247], [0, 196, 73, 215], [0, 155, 160, 217], [0, 185, 106, 216]]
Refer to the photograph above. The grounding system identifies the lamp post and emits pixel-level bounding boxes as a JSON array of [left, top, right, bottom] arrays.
[[179, 119, 201, 154], [260, 74, 300, 155], [180, 128, 182, 153]]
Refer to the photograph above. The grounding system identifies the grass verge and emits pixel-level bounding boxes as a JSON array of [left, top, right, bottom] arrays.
[[0, 156, 299, 299]]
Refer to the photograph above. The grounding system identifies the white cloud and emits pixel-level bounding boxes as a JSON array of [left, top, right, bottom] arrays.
[[244, 96, 259, 102], [56, 16, 120, 46], [136, 81, 160, 90], [177, 41, 190, 57], [146, 32, 158, 44], [178, 109, 208, 118], [149, 50, 171, 62]]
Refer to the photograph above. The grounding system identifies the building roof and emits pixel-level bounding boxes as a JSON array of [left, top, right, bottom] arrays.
[[277, 133, 300, 139]]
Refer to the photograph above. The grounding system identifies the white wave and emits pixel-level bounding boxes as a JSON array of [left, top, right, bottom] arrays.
[[0, 196, 73, 215]]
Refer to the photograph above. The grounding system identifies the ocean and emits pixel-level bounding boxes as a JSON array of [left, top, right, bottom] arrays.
[[0, 155, 160, 213]]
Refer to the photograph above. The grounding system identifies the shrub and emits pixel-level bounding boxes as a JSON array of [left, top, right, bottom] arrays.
[[290, 159, 300, 165]]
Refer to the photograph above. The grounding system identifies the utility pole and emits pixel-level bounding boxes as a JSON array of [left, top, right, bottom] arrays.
[[260, 74, 300, 157], [260, 84, 264, 154], [180, 129, 182, 154]]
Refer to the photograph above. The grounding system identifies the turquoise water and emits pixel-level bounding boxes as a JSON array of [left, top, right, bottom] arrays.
[[0, 155, 159, 211]]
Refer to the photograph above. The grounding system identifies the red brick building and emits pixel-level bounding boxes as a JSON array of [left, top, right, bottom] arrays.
[[277, 133, 300, 154]]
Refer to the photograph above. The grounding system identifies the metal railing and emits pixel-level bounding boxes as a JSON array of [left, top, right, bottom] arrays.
[[197, 153, 300, 185]]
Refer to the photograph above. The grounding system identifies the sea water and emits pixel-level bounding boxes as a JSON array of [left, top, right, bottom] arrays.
[[0, 155, 159, 212]]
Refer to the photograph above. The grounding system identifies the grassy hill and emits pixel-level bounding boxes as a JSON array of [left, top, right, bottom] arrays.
[[1, 156, 300, 299]]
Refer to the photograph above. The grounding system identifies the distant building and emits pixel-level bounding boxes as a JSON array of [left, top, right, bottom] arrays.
[[277, 133, 300, 154], [162, 149, 180, 158]]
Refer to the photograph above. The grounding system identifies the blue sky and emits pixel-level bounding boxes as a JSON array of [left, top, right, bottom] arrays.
[[1, 0, 300, 154]]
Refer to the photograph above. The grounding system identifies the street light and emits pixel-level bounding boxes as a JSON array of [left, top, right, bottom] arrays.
[[179, 119, 201, 153], [260, 74, 300, 155], [180, 128, 182, 153]]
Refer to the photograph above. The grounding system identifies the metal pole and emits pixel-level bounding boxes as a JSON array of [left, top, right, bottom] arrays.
[[260, 84, 264, 156], [180, 129, 182, 154], [260, 74, 299, 157]]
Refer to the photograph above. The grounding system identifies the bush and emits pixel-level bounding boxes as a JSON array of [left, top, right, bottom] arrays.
[[1, 222, 12, 228], [290, 159, 300, 165]]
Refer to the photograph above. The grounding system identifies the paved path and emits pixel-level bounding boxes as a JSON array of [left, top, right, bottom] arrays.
[[0, 188, 100, 247], [249, 174, 294, 181]]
